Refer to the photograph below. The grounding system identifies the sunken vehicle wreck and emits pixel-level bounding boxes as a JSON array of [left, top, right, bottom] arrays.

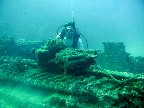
[[0, 36, 144, 108]]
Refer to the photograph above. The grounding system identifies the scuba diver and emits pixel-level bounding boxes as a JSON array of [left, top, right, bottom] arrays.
[[56, 19, 88, 49]]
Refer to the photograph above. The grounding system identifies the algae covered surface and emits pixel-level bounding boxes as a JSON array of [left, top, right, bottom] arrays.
[[0, 36, 144, 108]]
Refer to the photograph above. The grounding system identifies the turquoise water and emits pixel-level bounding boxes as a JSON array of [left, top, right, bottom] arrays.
[[0, 0, 144, 56], [0, 1, 144, 107]]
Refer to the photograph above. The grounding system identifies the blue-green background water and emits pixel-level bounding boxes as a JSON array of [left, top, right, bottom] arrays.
[[0, 0, 144, 56]]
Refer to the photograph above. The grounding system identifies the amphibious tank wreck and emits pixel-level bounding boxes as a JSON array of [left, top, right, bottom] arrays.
[[0, 36, 144, 108]]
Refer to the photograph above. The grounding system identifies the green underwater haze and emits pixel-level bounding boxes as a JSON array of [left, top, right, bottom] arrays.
[[0, 0, 144, 108], [0, 0, 144, 56]]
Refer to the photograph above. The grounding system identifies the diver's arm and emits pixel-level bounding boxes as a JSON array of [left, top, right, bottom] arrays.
[[56, 33, 61, 38], [56, 29, 66, 39]]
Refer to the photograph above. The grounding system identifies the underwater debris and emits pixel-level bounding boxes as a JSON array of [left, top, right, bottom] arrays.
[[0, 36, 16, 55], [128, 56, 144, 73], [0, 37, 144, 107], [113, 81, 144, 107], [35, 38, 96, 75], [55, 48, 96, 75], [48, 96, 66, 107], [0, 35, 45, 59], [0, 55, 144, 107], [96, 41, 144, 74], [96, 42, 129, 72], [0, 56, 37, 73], [35, 38, 66, 67]]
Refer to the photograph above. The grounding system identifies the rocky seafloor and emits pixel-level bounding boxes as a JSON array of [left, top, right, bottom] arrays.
[[0, 36, 144, 108]]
